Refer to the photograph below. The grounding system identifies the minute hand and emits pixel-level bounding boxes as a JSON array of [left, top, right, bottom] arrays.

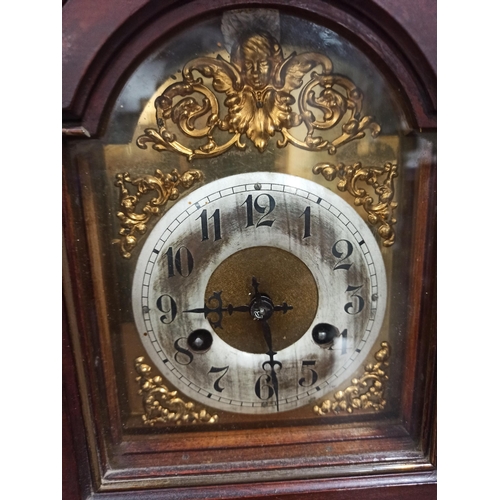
[[250, 277, 283, 411], [260, 319, 281, 412]]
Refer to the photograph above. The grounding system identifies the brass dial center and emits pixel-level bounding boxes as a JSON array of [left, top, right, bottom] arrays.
[[205, 246, 318, 353]]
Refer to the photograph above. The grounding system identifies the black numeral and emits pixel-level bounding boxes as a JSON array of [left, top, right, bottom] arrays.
[[156, 294, 177, 324], [255, 374, 275, 400], [332, 239, 354, 271], [173, 338, 194, 365], [243, 194, 276, 228], [197, 208, 221, 242], [344, 285, 365, 315], [300, 206, 311, 238], [208, 365, 229, 392], [165, 246, 194, 278], [298, 360, 318, 387], [328, 328, 348, 354]]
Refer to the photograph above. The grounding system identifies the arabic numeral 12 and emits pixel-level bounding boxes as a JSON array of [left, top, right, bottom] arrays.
[[243, 194, 276, 228]]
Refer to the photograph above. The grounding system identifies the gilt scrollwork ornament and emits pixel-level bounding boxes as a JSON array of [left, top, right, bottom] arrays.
[[313, 162, 398, 246], [136, 30, 380, 160], [313, 342, 390, 415], [113, 168, 202, 258], [135, 357, 218, 425]]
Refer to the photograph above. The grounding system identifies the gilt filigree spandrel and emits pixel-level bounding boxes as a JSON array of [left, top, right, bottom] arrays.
[[314, 342, 390, 415], [136, 31, 380, 160], [113, 168, 202, 258], [135, 357, 218, 425], [313, 162, 398, 246]]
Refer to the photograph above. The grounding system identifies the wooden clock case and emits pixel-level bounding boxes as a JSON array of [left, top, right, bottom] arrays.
[[62, 1, 436, 498]]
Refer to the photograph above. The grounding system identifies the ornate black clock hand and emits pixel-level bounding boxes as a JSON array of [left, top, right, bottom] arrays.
[[183, 291, 250, 329], [184, 282, 293, 330], [250, 277, 282, 411]]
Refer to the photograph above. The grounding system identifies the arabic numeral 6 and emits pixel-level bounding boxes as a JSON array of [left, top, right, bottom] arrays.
[[255, 374, 275, 400]]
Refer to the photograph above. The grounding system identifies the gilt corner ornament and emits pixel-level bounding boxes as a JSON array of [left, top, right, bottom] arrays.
[[113, 168, 203, 258], [313, 341, 390, 415], [136, 30, 381, 160], [135, 357, 218, 425], [313, 162, 398, 247]]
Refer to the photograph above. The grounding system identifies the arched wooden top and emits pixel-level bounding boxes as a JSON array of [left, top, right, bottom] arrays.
[[62, 0, 436, 136]]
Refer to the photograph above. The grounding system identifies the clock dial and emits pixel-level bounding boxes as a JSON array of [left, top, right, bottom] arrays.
[[132, 172, 386, 414]]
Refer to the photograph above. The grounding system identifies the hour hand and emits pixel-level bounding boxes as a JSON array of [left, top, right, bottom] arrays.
[[260, 318, 273, 354], [183, 291, 249, 329]]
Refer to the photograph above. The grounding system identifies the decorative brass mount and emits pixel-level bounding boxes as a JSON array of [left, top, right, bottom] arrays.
[[314, 341, 390, 415], [113, 168, 202, 258], [313, 162, 398, 247], [134, 341, 389, 423], [135, 357, 218, 425], [136, 31, 380, 160]]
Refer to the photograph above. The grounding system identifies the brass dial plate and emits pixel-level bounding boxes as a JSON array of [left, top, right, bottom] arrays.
[[206, 246, 318, 353]]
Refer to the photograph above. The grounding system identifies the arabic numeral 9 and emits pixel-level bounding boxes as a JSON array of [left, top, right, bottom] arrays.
[[156, 294, 177, 324]]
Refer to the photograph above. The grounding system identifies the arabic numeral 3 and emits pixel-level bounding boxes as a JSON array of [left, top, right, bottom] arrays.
[[344, 284, 365, 315]]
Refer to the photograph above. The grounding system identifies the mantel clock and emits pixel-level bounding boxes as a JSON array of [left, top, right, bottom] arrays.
[[63, 2, 436, 498]]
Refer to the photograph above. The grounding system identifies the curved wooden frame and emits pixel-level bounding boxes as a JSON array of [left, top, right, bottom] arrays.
[[63, 0, 436, 133], [63, 1, 436, 498]]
